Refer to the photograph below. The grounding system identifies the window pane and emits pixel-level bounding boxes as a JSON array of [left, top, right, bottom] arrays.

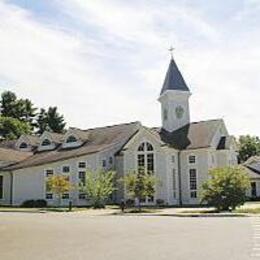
[[172, 169, 176, 191], [79, 193, 86, 199], [66, 135, 77, 143], [62, 193, 69, 199], [147, 154, 154, 173], [189, 155, 196, 164], [138, 142, 145, 151], [137, 154, 145, 172], [62, 166, 70, 173], [46, 193, 53, 199], [19, 142, 28, 149], [42, 139, 51, 146], [78, 162, 86, 168], [45, 169, 54, 177], [78, 171, 86, 186], [146, 143, 154, 151], [189, 169, 197, 190]]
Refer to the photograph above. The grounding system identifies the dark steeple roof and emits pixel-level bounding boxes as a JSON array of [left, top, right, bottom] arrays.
[[160, 57, 190, 95]]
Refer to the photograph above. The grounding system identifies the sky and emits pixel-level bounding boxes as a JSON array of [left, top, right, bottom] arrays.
[[0, 0, 259, 137]]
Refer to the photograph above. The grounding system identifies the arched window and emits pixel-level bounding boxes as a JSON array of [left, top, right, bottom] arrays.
[[19, 142, 28, 149], [42, 139, 51, 146], [137, 142, 154, 174], [66, 135, 77, 143]]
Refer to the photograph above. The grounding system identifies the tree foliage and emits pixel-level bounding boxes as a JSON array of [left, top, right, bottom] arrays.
[[238, 135, 260, 163], [1, 91, 37, 125], [46, 175, 72, 206], [0, 116, 32, 140], [80, 170, 116, 208], [36, 107, 66, 134], [201, 167, 250, 211], [122, 169, 157, 210], [0, 91, 66, 138]]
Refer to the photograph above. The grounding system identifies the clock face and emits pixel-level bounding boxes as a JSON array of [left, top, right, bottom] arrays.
[[175, 105, 184, 119]]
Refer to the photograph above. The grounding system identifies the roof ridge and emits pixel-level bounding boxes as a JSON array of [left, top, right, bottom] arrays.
[[70, 121, 141, 132]]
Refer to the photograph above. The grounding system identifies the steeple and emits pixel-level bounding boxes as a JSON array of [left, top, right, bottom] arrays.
[[160, 57, 190, 95], [158, 55, 191, 132]]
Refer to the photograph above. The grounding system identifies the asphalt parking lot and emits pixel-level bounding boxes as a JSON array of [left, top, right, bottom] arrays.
[[0, 212, 258, 260]]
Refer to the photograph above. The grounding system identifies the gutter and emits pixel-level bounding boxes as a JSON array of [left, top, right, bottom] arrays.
[[177, 151, 183, 206]]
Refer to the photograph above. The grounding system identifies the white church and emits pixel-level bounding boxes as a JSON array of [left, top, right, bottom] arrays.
[[0, 56, 238, 206]]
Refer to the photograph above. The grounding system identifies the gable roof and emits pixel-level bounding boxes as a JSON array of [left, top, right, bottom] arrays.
[[160, 57, 190, 95], [151, 119, 223, 150], [2, 122, 141, 171]]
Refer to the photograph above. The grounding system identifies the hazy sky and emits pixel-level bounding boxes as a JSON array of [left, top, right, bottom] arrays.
[[0, 0, 259, 136]]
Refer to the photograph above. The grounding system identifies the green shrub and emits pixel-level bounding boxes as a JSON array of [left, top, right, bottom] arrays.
[[21, 199, 47, 208], [35, 199, 47, 208], [201, 167, 250, 211], [125, 199, 135, 207], [156, 199, 165, 207], [21, 200, 35, 208]]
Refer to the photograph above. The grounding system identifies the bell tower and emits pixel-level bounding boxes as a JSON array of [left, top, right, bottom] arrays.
[[158, 54, 191, 132]]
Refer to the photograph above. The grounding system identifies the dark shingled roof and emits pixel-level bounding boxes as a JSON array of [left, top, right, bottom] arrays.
[[2, 122, 141, 171], [151, 119, 223, 150], [160, 58, 190, 95]]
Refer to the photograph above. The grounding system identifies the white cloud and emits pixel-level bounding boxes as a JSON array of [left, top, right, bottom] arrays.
[[0, 0, 259, 136]]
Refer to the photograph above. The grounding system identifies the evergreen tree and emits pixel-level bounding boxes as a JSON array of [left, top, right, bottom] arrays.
[[36, 107, 66, 134]]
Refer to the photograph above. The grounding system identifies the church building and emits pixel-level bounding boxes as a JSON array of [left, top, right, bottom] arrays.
[[0, 56, 238, 206]]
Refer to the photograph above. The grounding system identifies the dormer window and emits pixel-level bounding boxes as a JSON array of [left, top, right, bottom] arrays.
[[66, 135, 77, 143], [42, 139, 51, 146], [19, 142, 28, 149]]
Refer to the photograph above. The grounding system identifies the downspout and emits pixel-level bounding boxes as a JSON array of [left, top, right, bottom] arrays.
[[9, 171, 13, 205], [177, 151, 182, 206]]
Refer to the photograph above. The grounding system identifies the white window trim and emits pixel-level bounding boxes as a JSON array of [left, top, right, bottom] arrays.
[[135, 141, 156, 204], [78, 160, 87, 169], [188, 168, 198, 199], [188, 154, 197, 165], [44, 169, 54, 200]]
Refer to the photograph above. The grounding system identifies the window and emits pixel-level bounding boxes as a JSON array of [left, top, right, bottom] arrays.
[[251, 182, 257, 197], [66, 135, 77, 143], [172, 169, 176, 198], [62, 166, 70, 173], [79, 193, 86, 199], [0, 176, 3, 199], [163, 109, 168, 120], [109, 157, 113, 164], [45, 169, 54, 177], [46, 193, 53, 200], [147, 154, 154, 172], [78, 171, 86, 186], [42, 139, 51, 146], [189, 155, 196, 164], [102, 159, 107, 168], [137, 142, 154, 174], [171, 155, 175, 163], [62, 193, 69, 199], [189, 169, 197, 198], [78, 161, 86, 168], [19, 142, 28, 149]]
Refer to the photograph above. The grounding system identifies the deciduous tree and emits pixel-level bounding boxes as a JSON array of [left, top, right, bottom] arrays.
[[201, 167, 250, 211]]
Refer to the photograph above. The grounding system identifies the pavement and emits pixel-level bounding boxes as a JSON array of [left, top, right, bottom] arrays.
[[0, 212, 260, 260]]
